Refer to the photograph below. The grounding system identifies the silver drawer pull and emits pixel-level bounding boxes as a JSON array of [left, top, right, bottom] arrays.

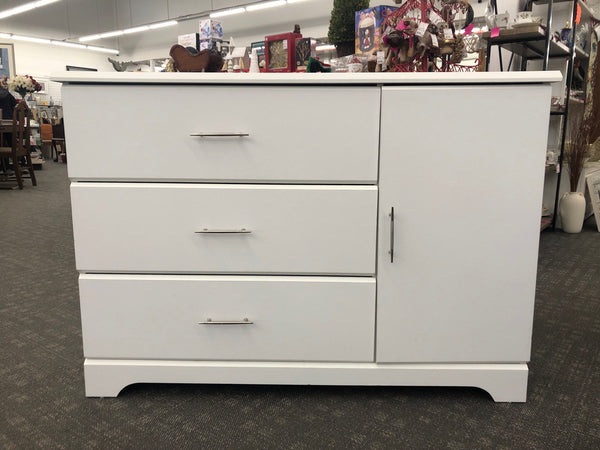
[[190, 132, 249, 137], [195, 228, 252, 234], [199, 318, 253, 325], [389, 207, 394, 263]]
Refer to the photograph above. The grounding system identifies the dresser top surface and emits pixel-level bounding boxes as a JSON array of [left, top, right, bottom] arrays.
[[51, 71, 562, 85]]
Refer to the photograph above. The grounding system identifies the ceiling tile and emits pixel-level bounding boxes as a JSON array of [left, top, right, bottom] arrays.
[[168, 0, 212, 19], [130, 0, 169, 26], [115, 0, 132, 29]]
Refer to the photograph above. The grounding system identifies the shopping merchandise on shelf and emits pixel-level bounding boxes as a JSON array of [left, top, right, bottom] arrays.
[[355, 5, 399, 56], [200, 19, 223, 40], [265, 32, 302, 72], [295, 38, 316, 71], [178, 33, 200, 51], [199, 39, 223, 54]]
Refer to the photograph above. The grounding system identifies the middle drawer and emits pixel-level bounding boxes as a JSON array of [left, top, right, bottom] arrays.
[[71, 183, 377, 275]]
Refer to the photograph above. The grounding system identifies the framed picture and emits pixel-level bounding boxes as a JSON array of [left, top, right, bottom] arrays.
[[66, 65, 97, 71], [0, 43, 16, 80], [36, 78, 48, 94], [585, 168, 600, 232]]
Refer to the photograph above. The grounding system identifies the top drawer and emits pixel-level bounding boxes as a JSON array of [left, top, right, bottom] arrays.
[[62, 84, 380, 183]]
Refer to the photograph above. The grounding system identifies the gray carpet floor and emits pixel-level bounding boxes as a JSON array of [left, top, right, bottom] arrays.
[[1, 162, 599, 449]]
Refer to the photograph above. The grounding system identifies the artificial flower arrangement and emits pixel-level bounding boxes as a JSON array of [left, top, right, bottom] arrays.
[[7, 74, 42, 98]]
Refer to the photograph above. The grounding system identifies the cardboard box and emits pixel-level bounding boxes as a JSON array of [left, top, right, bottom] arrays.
[[178, 33, 200, 51], [199, 19, 223, 40], [355, 5, 398, 55]]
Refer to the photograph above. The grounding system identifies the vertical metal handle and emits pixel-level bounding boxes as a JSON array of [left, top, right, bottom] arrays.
[[389, 207, 394, 263]]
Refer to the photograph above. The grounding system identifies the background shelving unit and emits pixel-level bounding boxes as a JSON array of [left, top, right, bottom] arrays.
[[482, 0, 597, 231]]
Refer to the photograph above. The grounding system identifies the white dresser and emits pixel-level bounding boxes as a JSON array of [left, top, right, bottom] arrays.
[[54, 71, 561, 402]]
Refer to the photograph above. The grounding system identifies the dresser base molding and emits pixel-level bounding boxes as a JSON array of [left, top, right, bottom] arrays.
[[84, 360, 528, 402]]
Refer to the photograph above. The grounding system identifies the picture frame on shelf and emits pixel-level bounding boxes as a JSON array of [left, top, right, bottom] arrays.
[[265, 32, 302, 72], [0, 43, 16, 80]]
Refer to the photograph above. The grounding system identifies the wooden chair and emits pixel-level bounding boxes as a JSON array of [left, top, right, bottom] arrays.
[[40, 120, 54, 161], [0, 101, 37, 189], [52, 119, 66, 162]]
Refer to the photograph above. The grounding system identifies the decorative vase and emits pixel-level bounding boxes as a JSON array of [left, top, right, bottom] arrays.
[[559, 191, 586, 233], [335, 41, 355, 57]]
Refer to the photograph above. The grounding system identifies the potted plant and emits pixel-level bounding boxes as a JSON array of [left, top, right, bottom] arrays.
[[328, 0, 369, 57], [560, 46, 600, 233], [561, 114, 591, 233]]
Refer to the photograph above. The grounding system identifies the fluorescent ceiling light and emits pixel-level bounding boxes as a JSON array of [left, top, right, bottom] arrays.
[[86, 45, 119, 54], [51, 40, 87, 49], [316, 44, 335, 51], [100, 30, 124, 38], [246, 1, 286, 12], [149, 20, 177, 29], [210, 7, 245, 18], [123, 25, 150, 34], [79, 20, 175, 42], [79, 34, 101, 42], [12, 35, 51, 44], [0, 32, 117, 54], [0, 0, 61, 20]]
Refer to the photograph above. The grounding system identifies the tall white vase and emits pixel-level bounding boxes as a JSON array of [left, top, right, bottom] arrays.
[[559, 192, 586, 233]]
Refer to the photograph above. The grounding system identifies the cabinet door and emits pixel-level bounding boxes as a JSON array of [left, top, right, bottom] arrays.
[[377, 85, 551, 363]]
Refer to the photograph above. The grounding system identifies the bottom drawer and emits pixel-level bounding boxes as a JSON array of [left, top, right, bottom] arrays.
[[80, 274, 376, 362]]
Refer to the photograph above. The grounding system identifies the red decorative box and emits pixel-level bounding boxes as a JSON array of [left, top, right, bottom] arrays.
[[265, 32, 302, 72]]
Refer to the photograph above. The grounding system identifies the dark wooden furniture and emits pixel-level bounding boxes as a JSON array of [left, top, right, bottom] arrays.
[[52, 119, 66, 162], [0, 101, 37, 189]]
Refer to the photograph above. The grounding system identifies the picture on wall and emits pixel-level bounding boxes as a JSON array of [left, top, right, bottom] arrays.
[[66, 65, 98, 71], [36, 78, 48, 94], [0, 43, 16, 80]]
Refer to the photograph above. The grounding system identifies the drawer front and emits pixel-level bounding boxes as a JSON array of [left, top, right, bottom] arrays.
[[63, 84, 380, 183], [80, 274, 376, 362], [71, 183, 377, 274]]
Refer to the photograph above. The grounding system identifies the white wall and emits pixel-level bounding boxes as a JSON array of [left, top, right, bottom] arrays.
[[9, 40, 114, 77]]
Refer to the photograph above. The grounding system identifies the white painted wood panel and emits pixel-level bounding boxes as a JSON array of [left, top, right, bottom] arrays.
[[376, 85, 551, 363], [79, 274, 376, 362], [52, 71, 563, 85], [62, 85, 380, 183], [71, 183, 377, 275], [83, 360, 529, 402]]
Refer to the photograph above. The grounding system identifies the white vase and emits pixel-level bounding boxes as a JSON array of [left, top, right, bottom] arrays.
[[559, 191, 586, 233]]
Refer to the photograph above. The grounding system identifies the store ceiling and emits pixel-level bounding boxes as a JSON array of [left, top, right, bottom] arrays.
[[0, 0, 335, 47]]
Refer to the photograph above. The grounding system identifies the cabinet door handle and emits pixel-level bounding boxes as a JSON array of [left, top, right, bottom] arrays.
[[195, 228, 252, 234], [190, 132, 249, 137], [198, 318, 253, 325], [389, 207, 394, 263]]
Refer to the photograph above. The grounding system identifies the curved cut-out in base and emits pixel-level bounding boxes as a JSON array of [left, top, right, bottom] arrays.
[[84, 359, 528, 402]]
